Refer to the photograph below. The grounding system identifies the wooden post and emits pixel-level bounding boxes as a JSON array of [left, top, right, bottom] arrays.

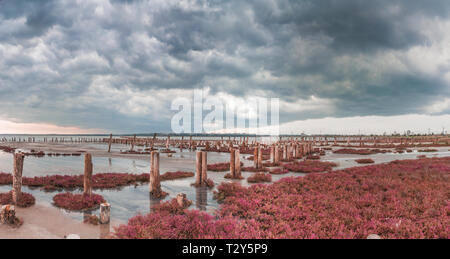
[[150, 151, 162, 196], [84, 153, 93, 196], [0, 205, 17, 225], [12, 153, 24, 204], [230, 149, 236, 177], [201, 151, 207, 185], [131, 134, 136, 151], [176, 193, 189, 207], [253, 147, 258, 167], [287, 144, 292, 160], [235, 149, 241, 178], [257, 146, 263, 169], [274, 145, 279, 164], [107, 134, 113, 153], [99, 203, 111, 224], [151, 133, 157, 149], [195, 151, 202, 185], [270, 146, 274, 163]]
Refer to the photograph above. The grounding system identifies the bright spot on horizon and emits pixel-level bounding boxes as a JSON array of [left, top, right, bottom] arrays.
[[0, 119, 104, 135]]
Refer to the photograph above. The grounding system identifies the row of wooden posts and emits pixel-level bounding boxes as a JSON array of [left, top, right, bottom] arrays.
[[5, 141, 314, 206], [2, 135, 449, 147]]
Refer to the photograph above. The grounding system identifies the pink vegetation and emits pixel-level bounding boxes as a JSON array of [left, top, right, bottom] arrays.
[[355, 158, 375, 164], [120, 151, 152, 155], [23, 173, 149, 191], [224, 173, 244, 180], [191, 179, 215, 188], [0, 146, 15, 153], [0, 191, 36, 208], [269, 168, 289, 175], [208, 162, 244, 172], [283, 160, 338, 173], [160, 171, 194, 181], [53, 193, 106, 211], [114, 157, 450, 239], [160, 149, 176, 154], [151, 197, 193, 214], [262, 162, 280, 167], [0, 173, 186, 191], [418, 149, 439, 153], [207, 163, 230, 172], [247, 173, 272, 183], [241, 166, 269, 172], [333, 149, 375, 155]]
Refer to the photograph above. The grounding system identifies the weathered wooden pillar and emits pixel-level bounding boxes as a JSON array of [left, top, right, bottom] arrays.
[[150, 151, 161, 195], [287, 144, 292, 160], [107, 134, 113, 153], [270, 146, 275, 163], [230, 149, 236, 177], [195, 151, 202, 185], [257, 146, 263, 169], [253, 147, 258, 167], [176, 193, 189, 207], [84, 153, 93, 196], [274, 145, 279, 164], [166, 136, 170, 149], [201, 151, 207, 184], [1, 205, 17, 225], [130, 134, 136, 151], [235, 149, 241, 178], [100, 203, 111, 224], [12, 153, 24, 205]]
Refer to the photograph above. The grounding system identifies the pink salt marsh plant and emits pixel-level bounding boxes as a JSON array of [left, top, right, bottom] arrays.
[[53, 193, 106, 211], [247, 173, 272, 183], [114, 157, 450, 239], [283, 160, 338, 173]]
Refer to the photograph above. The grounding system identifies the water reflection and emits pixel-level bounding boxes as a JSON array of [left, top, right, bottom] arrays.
[[149, 193, 162, 212], [195, 186, 208, 211], [99, 223, 111, 239]]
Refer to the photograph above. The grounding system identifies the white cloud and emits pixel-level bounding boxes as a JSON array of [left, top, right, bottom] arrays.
[[425, 98, 450, 114]]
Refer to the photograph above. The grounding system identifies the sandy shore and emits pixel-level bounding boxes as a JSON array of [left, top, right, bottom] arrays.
[[0, 203, 121, 239]]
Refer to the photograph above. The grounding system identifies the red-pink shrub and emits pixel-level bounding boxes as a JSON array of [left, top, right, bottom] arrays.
[[53, 193, 105, 211], [269, 168, 289, 175], [207, 163, 230, 172], [241, 166, 269, 172], [355, 158, 375, 164], [247, 173, 272, 183], [333, 149, 375, 155], [283, 160, 338, 173], [160, 171, 194, 181], [114, 157, 450, 239], [0, 191, 35, 208]]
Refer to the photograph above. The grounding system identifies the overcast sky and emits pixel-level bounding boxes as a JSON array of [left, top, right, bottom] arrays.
[[1, 0, 450, 134]]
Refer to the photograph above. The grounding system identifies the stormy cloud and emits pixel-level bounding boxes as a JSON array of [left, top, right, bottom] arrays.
[[0, 0, 449, 133]]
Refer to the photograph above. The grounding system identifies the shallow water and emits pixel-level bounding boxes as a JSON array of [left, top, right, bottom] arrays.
[[1, 145, 449, 224], [0, 147, 256, 223]]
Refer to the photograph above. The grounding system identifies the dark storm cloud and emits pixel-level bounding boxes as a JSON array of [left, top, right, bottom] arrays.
[[0, 0, 449, 132]]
